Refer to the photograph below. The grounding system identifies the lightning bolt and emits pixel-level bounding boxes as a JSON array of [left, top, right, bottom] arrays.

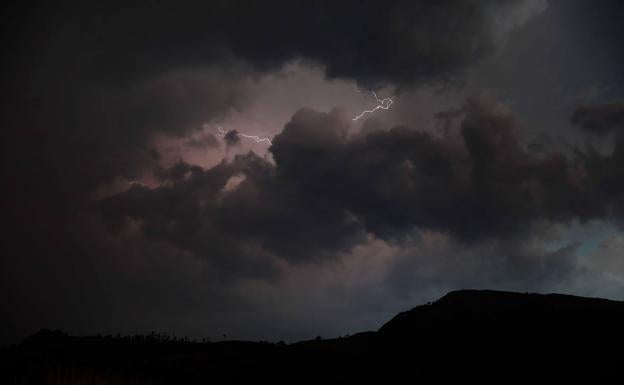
[[128, 180, 147, 188], [353, 90, 394, 121], [216, 126, 273, 145]]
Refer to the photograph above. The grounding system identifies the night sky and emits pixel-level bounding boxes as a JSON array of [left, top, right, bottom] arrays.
[[3, 0, 624, 345]]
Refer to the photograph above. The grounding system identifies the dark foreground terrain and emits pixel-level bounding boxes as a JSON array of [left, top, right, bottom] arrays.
[[3, 290, 623, 384]]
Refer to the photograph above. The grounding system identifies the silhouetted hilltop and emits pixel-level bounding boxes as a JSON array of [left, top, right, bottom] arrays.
[[380, 289, 624, 342], [3, 290, 623, 384]]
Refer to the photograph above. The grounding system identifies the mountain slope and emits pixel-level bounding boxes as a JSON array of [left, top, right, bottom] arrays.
[[380, 289, 624, 342], [3, 290, 623, 384]]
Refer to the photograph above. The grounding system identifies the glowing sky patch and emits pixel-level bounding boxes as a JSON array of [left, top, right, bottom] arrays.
[[217, 126, 273, 145]]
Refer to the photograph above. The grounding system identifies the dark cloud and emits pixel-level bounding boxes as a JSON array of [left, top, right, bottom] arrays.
[[3, 65, 252, 212], [95, 98, 615, 275], [570, 102, 624, 225], [8, 0, 546, 88], [223, 130, 242, 147], [269, 100, 603, 242], [2, 0, 546, 206], [572, 102, 624, 136]]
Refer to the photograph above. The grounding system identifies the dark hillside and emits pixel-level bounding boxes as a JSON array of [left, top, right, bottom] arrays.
[[3, 290, 622, 384]]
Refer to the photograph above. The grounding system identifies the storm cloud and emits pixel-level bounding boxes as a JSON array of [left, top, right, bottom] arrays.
[[3, 0, 624, 347], [4, 0, 547, 206], [98, 97, 617, 275]]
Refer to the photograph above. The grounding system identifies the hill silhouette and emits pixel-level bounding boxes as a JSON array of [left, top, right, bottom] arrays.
[[3, 290, 623, 384]]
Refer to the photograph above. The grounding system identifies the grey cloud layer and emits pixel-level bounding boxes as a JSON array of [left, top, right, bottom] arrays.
[[100, 98, 618, 277]]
